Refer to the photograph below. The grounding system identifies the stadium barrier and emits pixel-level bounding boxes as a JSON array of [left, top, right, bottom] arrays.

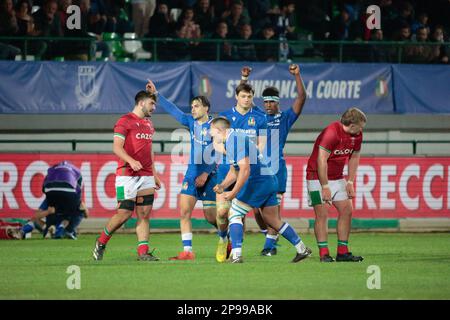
[[1, 153, 449, 232], [1, 61, 449, 114], [2, 36, 450, 63], [2, 139, 450, 155]]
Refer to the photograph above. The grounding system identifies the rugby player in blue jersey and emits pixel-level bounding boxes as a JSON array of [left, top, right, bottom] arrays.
[[241, 65, 307, 256], [146, 80, 218, 261], [215, 82, 268, 262], [210, 117, 312, 263]]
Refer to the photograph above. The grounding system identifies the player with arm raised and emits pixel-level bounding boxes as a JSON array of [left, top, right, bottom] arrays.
[[210, 117, 311, 263], [241, 64, 307, 256], [92, 91, 161, 261], [145, 79, 219, 261], [306, 107, 366, 262]]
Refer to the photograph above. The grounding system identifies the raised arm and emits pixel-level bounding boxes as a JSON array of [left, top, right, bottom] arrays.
[[289, 64, 307, 116], [146, 79, 190, 127]]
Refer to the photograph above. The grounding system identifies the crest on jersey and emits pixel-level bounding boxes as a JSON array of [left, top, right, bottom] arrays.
[[248, 117, 256, 126], [198, 76, 212, 97], [201, 127, 208, 136], [75, 66, 100, 111], [232, 116, 236, 121], [182, 182, 188, 190]]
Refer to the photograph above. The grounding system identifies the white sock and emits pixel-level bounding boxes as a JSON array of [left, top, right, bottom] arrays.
[[231, 248, 242, 259], [295, 241, 307, 254]]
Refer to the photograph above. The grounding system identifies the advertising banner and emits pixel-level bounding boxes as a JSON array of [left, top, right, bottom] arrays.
[[1, 154, 448, 219]]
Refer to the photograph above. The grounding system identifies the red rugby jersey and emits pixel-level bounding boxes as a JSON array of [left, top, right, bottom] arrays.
[[306, 121, 362, 180], [113, 112, 155, 176]]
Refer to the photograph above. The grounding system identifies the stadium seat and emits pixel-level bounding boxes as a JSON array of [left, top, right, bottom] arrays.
[[122, 33, 152, 61], [102, 32, 124, 60]]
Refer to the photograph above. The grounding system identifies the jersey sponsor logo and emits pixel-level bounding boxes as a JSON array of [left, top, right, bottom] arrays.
[[334, 149, 353, 155], [135, 133, 153, 140]]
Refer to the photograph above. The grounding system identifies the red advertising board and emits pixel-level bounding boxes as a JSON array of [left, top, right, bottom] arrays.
[[0, 153, 449, 219]]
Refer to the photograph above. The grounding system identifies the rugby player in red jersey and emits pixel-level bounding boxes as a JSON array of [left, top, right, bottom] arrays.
[[306, 107, 366, 262], [93, 91, 161, 261]]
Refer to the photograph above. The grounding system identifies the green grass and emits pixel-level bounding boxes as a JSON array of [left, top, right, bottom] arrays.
[[0, 233, 449, 300]]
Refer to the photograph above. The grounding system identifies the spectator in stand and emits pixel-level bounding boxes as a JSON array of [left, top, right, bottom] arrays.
[[391, 22, 414, 62], [58, 0, 71, 32], [406, 26, 437, 63], [0, 0, 19, 36], [146, 1, 171, 38], [255, 22, 278, 62], [388, 1, 414, 40], [367, 29, 391, 62], [15, 0, 47, 58], [225, 0, 250, 39], [194, 0, 215, 37], [231, 23, 257, 61], [160, 21, 195, 61], [411, 12, 430, 36], [430, 25, 449, 64], [273, 0, 297, 40], [247, 0, 276, 36], [87, 0, 107, 35], [131, 0, 156, 37], [202, 20, 232, 61], [32, 0, 63, 58]]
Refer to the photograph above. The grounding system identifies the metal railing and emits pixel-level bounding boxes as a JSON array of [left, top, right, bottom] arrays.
[[1, 36, 449, 63], [1, 139, 449, 155]]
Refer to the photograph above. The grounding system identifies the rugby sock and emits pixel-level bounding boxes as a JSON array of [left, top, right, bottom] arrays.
[[337, 239, 349, 255], [263, 234, 278, 250], [182, 232, 193, 252], [98, 227, 112, 245], [137, 240, 149, 256], [279, 222, 306, 253], [229, 223, 243, 249], [217, 229, 228, 242], [318, 241, 330, 257], [260, 229, 268, 236], [22, 221, 34, 234]]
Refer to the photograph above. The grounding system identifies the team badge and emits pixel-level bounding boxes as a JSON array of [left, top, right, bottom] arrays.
[[248, 117, 256, 126], [182, 182, 189, 190]]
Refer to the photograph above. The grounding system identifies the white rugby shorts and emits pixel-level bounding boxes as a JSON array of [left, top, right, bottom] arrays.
[[115, 176, 156, 201], [306, 179, 349, 206]]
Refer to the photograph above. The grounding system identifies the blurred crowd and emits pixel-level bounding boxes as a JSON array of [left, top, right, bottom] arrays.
[[0, 0, 448, 63]]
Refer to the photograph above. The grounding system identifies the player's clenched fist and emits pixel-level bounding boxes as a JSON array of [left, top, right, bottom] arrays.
[[289, 64, 299, 75], [241, 66, 252, 78], [129, 159, 143, 171]]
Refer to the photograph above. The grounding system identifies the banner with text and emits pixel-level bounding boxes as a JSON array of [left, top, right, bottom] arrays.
[[1, 154, 449, 219], [190, 62, 394, 114]]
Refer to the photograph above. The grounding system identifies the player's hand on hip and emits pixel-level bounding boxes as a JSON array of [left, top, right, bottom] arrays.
[[213, 184, 224, 194], [289, 64, 300, 75], [321, 186, 332, 206], [346, 182, 355, 199], [195, 173, 208, 187], [129, 160, 143, 171]]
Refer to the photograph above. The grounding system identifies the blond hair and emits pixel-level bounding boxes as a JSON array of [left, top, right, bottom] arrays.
[[340, 107, 367, 126]]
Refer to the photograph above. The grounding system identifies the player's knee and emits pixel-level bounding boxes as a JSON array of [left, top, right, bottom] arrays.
[[118, 199, 135, 212], [180, 208, 192, 220]]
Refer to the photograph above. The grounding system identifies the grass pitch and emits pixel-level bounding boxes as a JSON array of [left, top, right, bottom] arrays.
[[0, 232, 449, 300]]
